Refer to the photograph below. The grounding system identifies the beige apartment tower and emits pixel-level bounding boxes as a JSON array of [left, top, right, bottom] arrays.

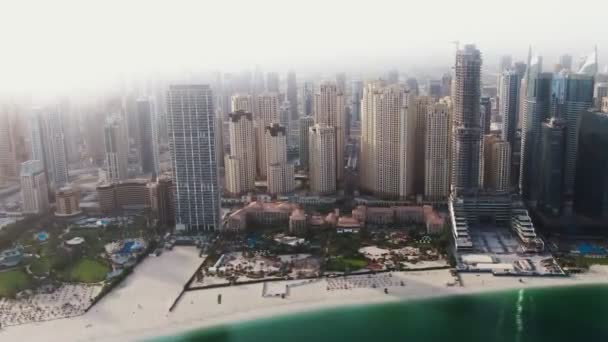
[[224, 110, 257, 196], [425, 103, 451, 201], [256, 93, 281, 178], [264, 123, 294, 195], [308, 123, 337, 195], [360, 82, 411, 199], [409, 96, 433, 195], [231, 94, 254, 113], [483, 134, 511, 192], [314, 82, 345, 181]]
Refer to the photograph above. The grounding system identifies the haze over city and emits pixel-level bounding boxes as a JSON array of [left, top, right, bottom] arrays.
[[1, 0, 606, 94]]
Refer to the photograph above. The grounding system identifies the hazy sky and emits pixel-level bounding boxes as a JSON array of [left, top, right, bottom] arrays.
[[1, 0, 606, 93]]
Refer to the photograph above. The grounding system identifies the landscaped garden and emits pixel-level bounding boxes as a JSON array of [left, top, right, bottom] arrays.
[[62, 258, 111, 283], [0, 269, 32, 297], [325, 256, 368, 272]]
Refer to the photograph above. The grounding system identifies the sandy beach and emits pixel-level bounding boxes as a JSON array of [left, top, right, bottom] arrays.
[[2, 247, 608, 342]]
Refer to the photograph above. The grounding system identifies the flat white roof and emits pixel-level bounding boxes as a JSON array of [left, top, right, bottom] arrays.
[[462, 254, 494, 264], [476, 263, 514, 271]]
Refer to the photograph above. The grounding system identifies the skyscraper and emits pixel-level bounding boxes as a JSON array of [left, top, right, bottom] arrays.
[[103, 115, 129, 183], [480, 97, 492, 134], [575, 109, 608, 219], [264, 123, 294, 195], [231, 94, 254, 113], [287, 71, 298, 121], [280, 99, 290, 127], [303, 81, 314, 117], [520, 72, 553, 200], [336, 73, 346, 93], [308, 123, 336, 195], [441, 73, 452, 97], [360, 82, 410, 199], [483, 134, 511, 192], [255, 92, 281, 178], [136, 98, 159, 176], [298, 116, 315, 170], [409, 96, 432, 195], [167, 85, 220, 231], [20, 160, 49, 215], [496, 55, 513, 106], [30, 107, 70, 189], [500, 69, 523, 145], [84, 111, 107, 166], [314, 82, 346, 181], [224, 110, 256, 196], [351, 80, 363, 123], [537, 118, 566, 215], [425, 103, 450, 201], [551, 73, 594, 200], [451, 44, 483, 194], [0, 109, 16, 186]]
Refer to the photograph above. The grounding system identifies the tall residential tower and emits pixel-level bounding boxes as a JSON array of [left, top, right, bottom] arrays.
[[167, 85, 220, 231]]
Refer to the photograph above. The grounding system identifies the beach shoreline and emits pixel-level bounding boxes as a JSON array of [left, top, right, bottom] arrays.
[[1, 247, 607, 342]]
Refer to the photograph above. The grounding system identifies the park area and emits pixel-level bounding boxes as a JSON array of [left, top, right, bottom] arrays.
[[0, 269, 31, 297], [0, 213, 161, 327], [0, 213, 159, 297], [60, 258, 111, 283]]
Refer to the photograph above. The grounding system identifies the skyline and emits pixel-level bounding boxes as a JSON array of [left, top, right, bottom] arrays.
[[1, 0, 607, 94]]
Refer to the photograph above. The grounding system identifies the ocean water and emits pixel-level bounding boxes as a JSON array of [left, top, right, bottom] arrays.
[[156, 285, 608, 342]]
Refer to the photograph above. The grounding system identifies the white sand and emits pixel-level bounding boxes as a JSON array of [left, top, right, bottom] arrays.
[[2, 247, 608, 342]]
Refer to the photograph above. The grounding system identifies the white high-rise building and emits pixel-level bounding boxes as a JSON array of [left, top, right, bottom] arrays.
[[264, 123, 294, 195], [167, 85, 220, 231], [309, 123, 336, 195], [20, 160, 49, 215], [360, 81, 411, 199], [256, 93, 281, 178], [231, 94, 254, 113], [314, 82, 346, 181], [103, 115, 129, 183], [224, 110, 256, 195], [499, 69, 522, 146], [425, 103, 450, 201]]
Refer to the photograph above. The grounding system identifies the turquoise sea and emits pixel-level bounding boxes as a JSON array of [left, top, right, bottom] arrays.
[[156, 284, 608, 342]]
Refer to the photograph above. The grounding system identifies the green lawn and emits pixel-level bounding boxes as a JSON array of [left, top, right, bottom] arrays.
[[29, 257, 51, 276], [575, 256, 608, 267], [326, 257, 368, 272], [0, 269, 32, 298], [66, 258, 110, 283]]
